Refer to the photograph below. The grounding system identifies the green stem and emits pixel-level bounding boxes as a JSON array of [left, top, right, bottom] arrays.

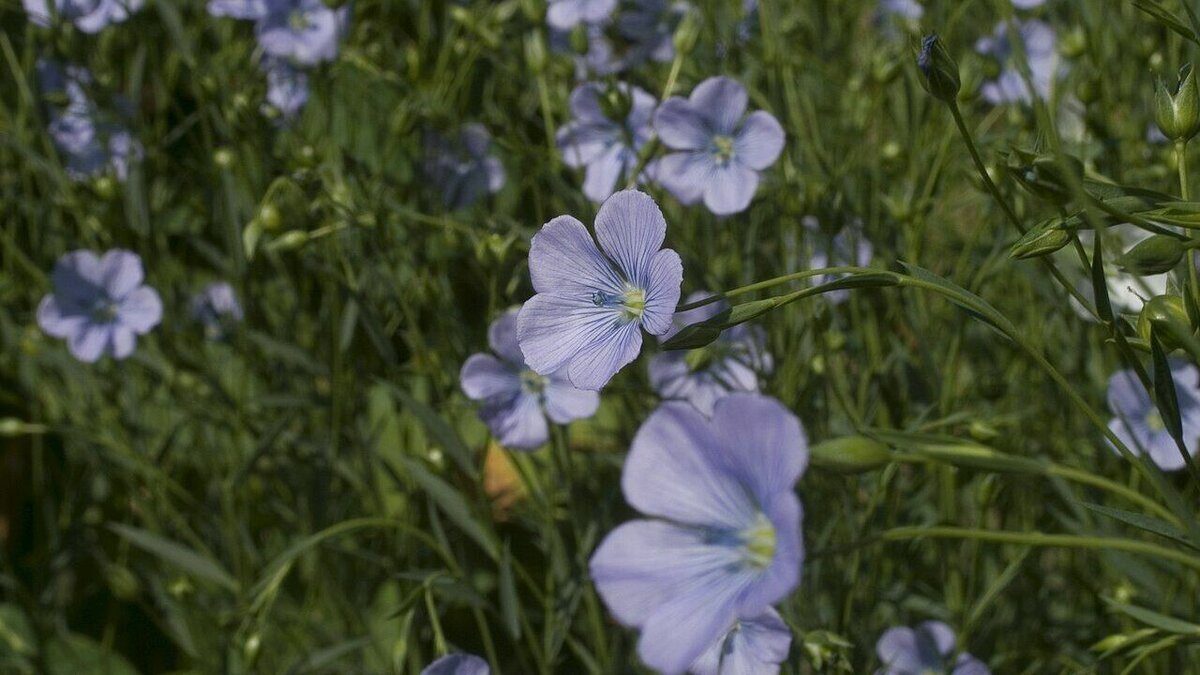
[[677, 266, 875, 311]]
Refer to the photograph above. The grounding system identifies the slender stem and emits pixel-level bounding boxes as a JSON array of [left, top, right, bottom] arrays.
[[676, 266, 874, 311], [1178, 141, 1191, 201], [1046, 465, 1180, 525], [882, 526, 1200, 572]]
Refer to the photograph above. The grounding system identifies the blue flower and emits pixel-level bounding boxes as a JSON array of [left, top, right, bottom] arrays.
[[804, 216, 874, 305], [1012, 0, 1045, 8], [420, 654, 489, 675], [37, 250, 163, 363], [974, 19, 1060, 105], [690, 607, 791, 675], [557, 82, 657, 203], [262, 58, 310, 120], [877, 0, 923, 21], [518, 190, 683, 390], [876, 621, 990, 675], [37, 60, 141, 182], [615, 0, 688, 66], [207, 0, 267, 18], [546, 0, 617, 30], [461, 307, 600, 450], [255, 0, 349, 65], [653, 76, 785, 215], [424, 124, 506, 209], [23, 0, 143, 33], [588, 394, 807, 674], [649, 291, 772, 416], [191, 282, 243, 339], [1107, 359, 1200, 471]]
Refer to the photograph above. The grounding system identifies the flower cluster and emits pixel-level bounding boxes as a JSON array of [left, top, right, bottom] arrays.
[[23, 0, 143, 33], [37, 61, 141, 182]]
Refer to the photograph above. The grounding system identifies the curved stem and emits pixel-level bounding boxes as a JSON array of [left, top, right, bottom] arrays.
[[676, 266, 875, 311]]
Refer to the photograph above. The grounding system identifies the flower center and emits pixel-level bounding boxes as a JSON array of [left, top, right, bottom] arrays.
[[289, 9, 311, 31], [91, 298, 119, 323], [520, 369, 548, 395], [711, 135, 736, 164], [591, 285, 646, 321], [740, 512, 776, 570], [1145, 409, 1166, 432]]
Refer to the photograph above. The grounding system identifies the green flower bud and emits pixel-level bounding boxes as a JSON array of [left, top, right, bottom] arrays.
[[1010, 219, 1071, 259], [257, 203, 283, 231], [1059, 27, 1087, 59], [1138, 294, 1193, 351], [809, 436, 892, 473], [268, 230, 310, 252], [213, 147, 235, 170], [524, 32, 547, 74], [1116, 234, 1185, 275], [568, 24, 589, 55], [673, 9, 700, 56], [106, 565, 140, 601], [1155, 64, 1200, 142], [916, 34, 961, 103]]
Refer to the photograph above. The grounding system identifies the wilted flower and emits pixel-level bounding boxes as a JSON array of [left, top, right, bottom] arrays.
[[191, 282, 243, 338], [421, 654, 489, 675], [589, 394, 807, 674], [424, 124, 506, 209], [876, 621, 989, 675], [23, 0, 143, 33], [37, 250, 163, 363], [654, 76, 785, 215], [518, 190, 682, 390], [557, 82, 657, 203], [648, 291, 772, 415], [262, 58, 310, 120], [805, 216, 874, 304], [690, 607, 792, 675], [974, 19, 1060, 105], [37, 60, 140, 182], [460, 307, 600, 450], [546, 0, 617, 30], [1107, 359, 1200, 472]]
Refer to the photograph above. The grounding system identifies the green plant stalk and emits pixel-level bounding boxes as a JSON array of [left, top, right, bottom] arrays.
[[676, 266, 875, 311]]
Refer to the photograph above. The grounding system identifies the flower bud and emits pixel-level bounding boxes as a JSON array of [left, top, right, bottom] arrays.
[[268, 230, 310, 252], [916, 34, 961, 103], [1137, 294, 1192, 351], [673, 9, 700, 56], [809, 436, 892, 473], [524, 32, 547, 74], [568, 24, 589, 55], [1155, 64, 1200, 142], [213, 147, 235, 170], [1010, 219, 1071, 259], [1116, 234, 1185, 275]]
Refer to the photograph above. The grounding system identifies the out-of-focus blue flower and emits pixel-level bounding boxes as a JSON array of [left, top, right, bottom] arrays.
[[1068, 226, 1169, 321], [518, 190, 683, 390], [262, 58, 310, 120], [37, 250, 162, 363], [420, 654, 489, 675], [589, 394, 807, 674], [557, 82, 657, 203], [191, 282, 243, 339], [649, 291, 772, 416], [207, 0, 267, 19], [654, 76, 785, 215], [690, 607, 791, 675], [255, 0, 349, 65], [878, 0, 923, 20], [1107, 359, 1200, 472], [37, 60, 141, 182], [974, 19, 1060, 105], [424, 124, 506, 209], [1012, 0, 1045, 8], [804, 216, 874, 304], [23, 0, 143, 33], [460, 307, 600, 450], [876, 621, 990, 675], [616, 0, 687, 65], [547, 0, 617, 30]]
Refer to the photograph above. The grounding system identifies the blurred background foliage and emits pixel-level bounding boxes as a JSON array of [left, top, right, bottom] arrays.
[[3, 0, 1200, 672]]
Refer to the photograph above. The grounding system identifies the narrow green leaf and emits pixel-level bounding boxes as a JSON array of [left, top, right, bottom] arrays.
[[385, 382, 478, 478], [1104, 597, 1200, 635], [1150, 332, 1184, 442], [897, 263, 1017, 338], [1133, 0, 1199, 44], [1091, 230, 1113, 322], [107, 523, 238, 593], [1079, 502, 1196, 550], [398, 457, 499, 561], [43, 634, 139, 675], [498, 541, 522, 639]]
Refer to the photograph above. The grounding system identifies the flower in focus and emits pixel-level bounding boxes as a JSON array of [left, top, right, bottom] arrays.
[[421, 654, 489, 675], [518, 190, 682, 390], [974, 19, 1060, 105], [557, 82, 657, 203], [654, 76, 785, 215], [262, 58, 310, 120], [191, 282, 243, 339], [589, 394, 807, 673], [804, 216, 874, 304], [255, 0, 349, 65], [649, 291, 772, 416], [37, 60, 141, 182], [37, 250, 163, 363], [690, 607, 792, 675], [546, 0, 617, 30], [424, 124, 506, 209], [1106, 359, 1200, 472], [876, 621, 990, 675], [23, 0, 143, 33], [461, 307, 600, 449]]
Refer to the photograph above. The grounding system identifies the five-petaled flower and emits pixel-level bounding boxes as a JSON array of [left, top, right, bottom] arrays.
[[690, 607, 792, 675], [649, 291, 772, 415], [557, 83, 658, 204], [654, 76, 785, 215], [1106, 359, 1200, 471], [37, 250, 163, 363], [974, 19, 1060, 105], [589, 393, 807, 674], [420, 654, 489, 675], [876, 621, 990, 675], [461, 307, 600, 450], [191, 282, 244, 339], [209, 0, 348, 66], [546, 0, 617, 30], [23, 0, 143, 33], [518, 190, 682, 390]]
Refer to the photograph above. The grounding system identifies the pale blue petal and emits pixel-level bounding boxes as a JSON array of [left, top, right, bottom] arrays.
[[952, 654, 991, 675], [517, 293, 630, 386], [421, 653, 490, 675], [640, 248, 683, 336], [208, 0, 267, 19], [51, 250, 105, 305], [100, 249, 144, 299], [582, 145, 628, 203], [487, 309, 524, 365], [656, 151, 712, 205], [543, 378, 600, 423], [68, 323, 113, 363], [595, 190, 667, 290], [115, 286, 162, 333], [735, 111, 784, 171], [481, 392, 548, 450], [689, 77, 748, 135], [460, 354, 521, 401], [564, 317, 643, 389], [37, 295, 87, 339], [690, 607, 791, 675], [710, 394, 808, 502], [703, 164, 759, 215], [527, 215, 624, 298], [1106, 369, 1149, 419], [654, 98, 712, 151]]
